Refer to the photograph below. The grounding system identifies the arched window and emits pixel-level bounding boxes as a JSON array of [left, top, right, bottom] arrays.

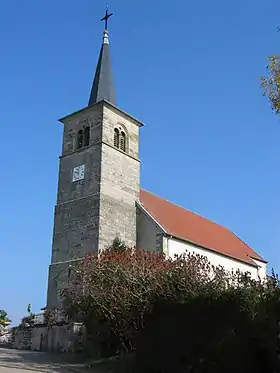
[[120, 131, 126, 152], [77, 130, 83, 150], [114, 128, 120, 148], [84, 126, 90, 147]]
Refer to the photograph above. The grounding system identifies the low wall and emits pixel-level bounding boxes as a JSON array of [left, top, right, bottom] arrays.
[[0, 328, 13, 348], [13, 323, 86, 353]]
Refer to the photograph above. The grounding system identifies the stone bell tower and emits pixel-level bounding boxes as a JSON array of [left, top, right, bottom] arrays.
[[46, 8, 143, 309]]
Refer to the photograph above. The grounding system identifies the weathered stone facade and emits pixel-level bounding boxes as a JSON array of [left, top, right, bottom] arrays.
[[0, 327, 13, 347], [136, 205, 165, 253], [47, 100, 143, 309], [99, 104, 141, 250], [13, 323, 85, 353]]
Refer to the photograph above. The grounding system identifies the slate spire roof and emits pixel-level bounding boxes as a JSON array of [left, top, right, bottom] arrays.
[[88, 12, 116, 106]]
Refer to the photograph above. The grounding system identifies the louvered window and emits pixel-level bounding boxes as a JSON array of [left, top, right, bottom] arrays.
[[114, 128, 120, 148], [84, 126, 90, 146], [77, 130, 83, 149], [120, 131, 126, 152]]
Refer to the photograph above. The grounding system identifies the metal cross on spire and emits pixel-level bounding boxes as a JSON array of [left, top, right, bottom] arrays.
[[101, 5, 113, 30]]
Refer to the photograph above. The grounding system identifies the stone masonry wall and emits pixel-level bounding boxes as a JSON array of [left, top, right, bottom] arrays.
[[52, 103, 104, 264], [47, 101, 143, 308], [13, 323, 86, 353], [98, 103, 141, 251], [47, 103, 104, 308], [136, 205, 164, 253]]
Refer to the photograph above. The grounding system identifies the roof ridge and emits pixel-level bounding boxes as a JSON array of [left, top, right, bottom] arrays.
[[139, 188, 267, 267], [140, 188, 231, 232]]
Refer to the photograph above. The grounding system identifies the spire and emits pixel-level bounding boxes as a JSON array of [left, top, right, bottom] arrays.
[[88, 7, 116, 106]]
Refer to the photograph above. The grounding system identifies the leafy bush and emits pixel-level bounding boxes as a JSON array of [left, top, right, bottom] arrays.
[[104, 236, 128, 253], [0, 310, 11, 327], [136, 289, 280, 373], [261, 56, 280, 115], [62, 245, 280, 371]]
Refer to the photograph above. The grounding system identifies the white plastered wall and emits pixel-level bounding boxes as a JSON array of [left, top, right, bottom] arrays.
[[166, 236, 267, 281]]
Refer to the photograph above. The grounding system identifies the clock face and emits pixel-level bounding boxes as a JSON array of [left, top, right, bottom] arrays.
[[72, 165, 85, 182]]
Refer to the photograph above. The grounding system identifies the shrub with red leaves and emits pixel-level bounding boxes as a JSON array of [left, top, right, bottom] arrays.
[[62, 243, 280, 371], [64, 244, 242, 354]]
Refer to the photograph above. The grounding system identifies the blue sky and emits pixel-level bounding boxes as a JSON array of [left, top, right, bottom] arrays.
[[1, 0, 280, 324]]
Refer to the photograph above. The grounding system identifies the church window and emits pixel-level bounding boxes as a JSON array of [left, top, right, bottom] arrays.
[[114, 128, 120, 148], [120, 131, 126, 152], [84, 126, 90, 147], [77, 130, 84, 150], [114, 126, 128, 152]]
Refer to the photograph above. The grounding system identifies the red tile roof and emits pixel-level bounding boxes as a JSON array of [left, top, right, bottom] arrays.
[[139, 189, 266, 267]]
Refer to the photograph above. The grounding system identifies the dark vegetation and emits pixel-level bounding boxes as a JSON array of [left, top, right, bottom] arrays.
[[61, 238, 280, 372]]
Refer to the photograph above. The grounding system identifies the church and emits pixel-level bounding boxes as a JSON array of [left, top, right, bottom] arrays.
[[46, 10, 267, 309]]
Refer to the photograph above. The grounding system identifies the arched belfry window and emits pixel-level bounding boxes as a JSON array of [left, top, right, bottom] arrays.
[[77, 130, 83, 150], [77, 127, 90, 150], [84, 126, 90, 147], [114, 126, 128, 153], [120, 131, 126, 152], [114, 128, 120, 148]]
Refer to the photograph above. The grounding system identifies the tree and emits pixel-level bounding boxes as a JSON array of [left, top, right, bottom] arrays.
[[62, 246, 280, 371], [261, 55, 280, 114], [105, 236, 129, 253], [27, 304, 31, 315], [0, 310, 11, 327]]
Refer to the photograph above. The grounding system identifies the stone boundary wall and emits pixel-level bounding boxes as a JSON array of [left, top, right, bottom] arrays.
[[0, 327, 13, 347], [13, 323, 85, 353]]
